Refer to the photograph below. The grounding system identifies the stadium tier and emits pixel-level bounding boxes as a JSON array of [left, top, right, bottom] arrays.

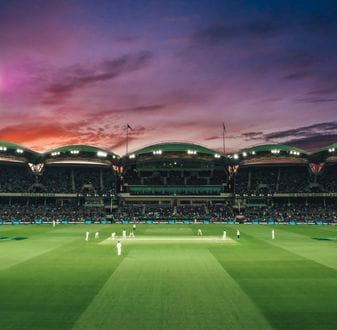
[[1, 140, 337, 223]]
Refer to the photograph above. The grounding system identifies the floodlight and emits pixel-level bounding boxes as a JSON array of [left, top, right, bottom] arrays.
[[97, 151, 107, 157]]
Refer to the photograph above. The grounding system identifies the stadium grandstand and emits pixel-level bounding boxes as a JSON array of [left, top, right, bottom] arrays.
[[1, 140, 337, 224]]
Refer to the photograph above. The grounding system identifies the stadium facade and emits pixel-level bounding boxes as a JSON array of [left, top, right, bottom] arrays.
[[1, 140, 337, 224]]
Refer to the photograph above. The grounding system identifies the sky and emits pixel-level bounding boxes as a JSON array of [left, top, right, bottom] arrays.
[[0, 0, 337, 155]]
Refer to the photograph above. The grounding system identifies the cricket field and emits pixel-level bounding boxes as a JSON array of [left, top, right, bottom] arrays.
[[1, 224, 337, 329]]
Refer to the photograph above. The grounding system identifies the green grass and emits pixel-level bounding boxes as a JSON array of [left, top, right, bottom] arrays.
[[1, 224, 337, 329]]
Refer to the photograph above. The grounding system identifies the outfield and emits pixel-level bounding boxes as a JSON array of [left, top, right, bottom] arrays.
[[1, 224, 337, 330]]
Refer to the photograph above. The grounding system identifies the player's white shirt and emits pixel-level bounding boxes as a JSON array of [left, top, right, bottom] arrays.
[[116, 242, 122, 255]]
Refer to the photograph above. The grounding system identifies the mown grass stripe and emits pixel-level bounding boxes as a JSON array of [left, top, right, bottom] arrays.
[[73, 245, 271, 330]]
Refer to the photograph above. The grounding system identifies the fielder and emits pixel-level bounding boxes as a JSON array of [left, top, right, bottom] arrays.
[[95, 232, 99, 239], [52, 220, 56, 228], [129, 229, 135, 238], [111, 232, 116, 240], [197, 228, 202, 236], [85, 231, 89, 241], [116, 241, 122, 256], [272, 229, 275, 240], [223, 229, 227, 240], [132, 223, 136, 231], [122, 229, 127, 239], [237, 229, 240, 239]]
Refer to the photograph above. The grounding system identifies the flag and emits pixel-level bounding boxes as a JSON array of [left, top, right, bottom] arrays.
[[222, 122, 226, 132], [127, 124, 133, 130]]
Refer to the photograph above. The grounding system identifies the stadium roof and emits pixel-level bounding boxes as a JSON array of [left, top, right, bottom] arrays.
[[316, 143, 337, 154], [0, 141, 38, 163], [44, 145, 119, 158], [42, 144, 120, 165], [240, 144, 308, 155], [131, 142, 220, 157], [0, 141, 36, 153], [310, 143, 337, 162]]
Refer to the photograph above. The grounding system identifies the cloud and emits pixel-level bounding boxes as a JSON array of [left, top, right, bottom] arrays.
[[241, 131, 264, 140], [307, 87, 337, 95], [264, 122, 337, 141], [284, 134, 337, 151], [193, 18, 283, 46], [282, 71, 312, 80], [297, 97, 337, 104], [204, 136, 219, 141], [43, 51, 154, 105], [235, 122, 337, 151]]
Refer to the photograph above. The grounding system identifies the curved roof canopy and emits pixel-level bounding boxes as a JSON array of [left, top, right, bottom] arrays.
[[131, 142, 221, 157], [316, 143, 337, 154], [43, 144, 119, 161], [235, 144, 309, 165], [310, 143, 337, 162], [0, 141, 38, 161], [240, 144, 308, 155]]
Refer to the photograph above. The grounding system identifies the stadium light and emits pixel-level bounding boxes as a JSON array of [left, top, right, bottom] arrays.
[[242, 152, 247, 157], [233, 154, 239, 159], [70, 150, 79, 155], [187, 150, 197, 155], [251, 151, 256, 155], [16, 148, 24, 154], [153, 150, 162, 155], [290, 150, 300, 156], [214, 153, 221, 158], [97, 151, 107, 157], [0, 146, 7, 151], [129, 154, 135, 159], [328, 148, 335, 153], [51, 151, 60, 156]]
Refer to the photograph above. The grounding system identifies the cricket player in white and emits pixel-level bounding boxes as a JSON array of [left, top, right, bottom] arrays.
[[223, 230, 227, 240], [52, 220, 56, 228], [85, 231, 89, 241], [116, 241, 122, 256], [197, 228, 202, 236], [237, 229, 240, 239], [272, 229, 275, 240], [122, 229, 127, 239], [95, 232, 99, 239], [111, 232, 116, 240], [129, 230, 135, 238]]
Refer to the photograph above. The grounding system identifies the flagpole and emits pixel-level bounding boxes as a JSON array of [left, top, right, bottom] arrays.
[[126, 124, 129, 155], [222, 122, 226, 154]]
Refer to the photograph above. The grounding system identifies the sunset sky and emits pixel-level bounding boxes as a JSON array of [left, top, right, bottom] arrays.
[[0, 0, 337, 155]]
